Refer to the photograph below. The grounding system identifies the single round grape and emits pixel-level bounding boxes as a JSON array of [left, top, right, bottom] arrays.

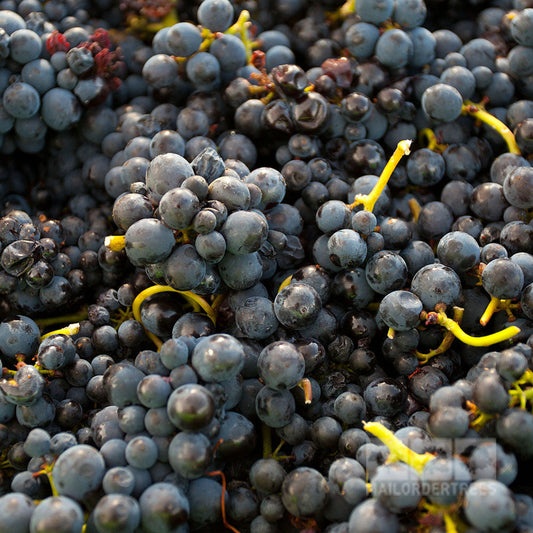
[[371, 462, 421, 513], [191, 334, 244, 383], [281, 467, 329, 518], [166, 383, 215, 431], [422, 83, 463, 122], [274, 282, 322, 330], [258, 341, 305, 391], [463, 479, 516, 532], [379, 290, 422, 331]]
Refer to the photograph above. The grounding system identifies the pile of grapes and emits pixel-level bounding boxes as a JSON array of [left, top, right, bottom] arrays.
[[3, 0, 533, 531]]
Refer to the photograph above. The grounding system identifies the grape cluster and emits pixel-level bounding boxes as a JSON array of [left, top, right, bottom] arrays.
[[1, 12, 124, 154], [3, 0, 533, 532]]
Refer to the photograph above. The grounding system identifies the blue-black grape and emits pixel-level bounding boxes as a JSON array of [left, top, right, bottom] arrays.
[[463, 479, 516, 532]]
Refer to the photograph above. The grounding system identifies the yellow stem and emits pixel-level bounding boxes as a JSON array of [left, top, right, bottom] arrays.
[[443, 512, 459, 533], [328, 0, 356, 21], [350, 140, 412, 213], [104, 235, 126, 252], [260, 91, 276, 105], [277, 275, 293, 294], [225, 9, 250, 36], [145, 9, 179, 34], [415, 308, 463, 363], [480, 297, 518, 326], [248, 85, 268, 96], [211, 293, 225, 313], [418, 128, 448, 153], [480, 295, 503, 326], [41, 323, 80, 340], [47, 472, 58, 497], [131, 285, 216, 350], [437, 309, 520, 347], [224, 10, 254, 62], [198, 28, 216, 53], [34, 365, 57, 376], [509, 386, 528, 410], [172, 55, 188, 64], [516, 369, 533, 386], [271, 439, 285, 458], [470, 411, 496, 431], [408, 198, 422, 223], [363, 421, 434, 473], [462, 100, 521, 155]]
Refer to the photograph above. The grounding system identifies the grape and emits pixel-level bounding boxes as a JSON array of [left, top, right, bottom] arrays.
[[379, 290, 422, 331], [53, 444, 106, 500], [375, 29, 414, 69], [345, 22, 380, 59], [165, 22, 202, 57], [281, 467, 329, 518], [235, 297, 279, 340], [139, 483, 189, 531], [258, 341, 305, 391], [0, 492, 35, 531], [125, 435, 158, 470], [421, 83, 463, 122], [0, 2, 533, 531], [166, 383, 215, 431], [371, 462, 421, 513], [410, 263, 462, 310], [168, 431, 212, 479], [274, 282, 322, 329], [421, 456, 471, 506], [464, 479, 516, 532], [348, 499, 399, 533], [30, 496, 84, 533], [197, 0, 233, 31], [124, 218, 175, 267], [255, 386, 295, 428], [102, 466, 136, 495], [188, 477, 227, 529]]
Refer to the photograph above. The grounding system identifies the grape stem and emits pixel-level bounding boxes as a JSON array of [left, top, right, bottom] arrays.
[[415, 308, 463, 363], [327, 0, 356, 22], [349, 139, 412, 213], [479, 295, 518, 326], [277, 274, 293, 294], [461, 100, 521, 155], [509, 382, 533, 410], [33, 459, 58, 497], [104, 235, 126, 251], [205, 470, 241, 533], [422, 307, 520, 347], [297, 378, 313, 404], [418, 128, 448, 153], [470, 410, 496, 431], [131, 284, 216, 350], [408, 197, 422, 223], [363, 421, 434, 473], [225, 10, 254, 63], [41, 322, 80, 340], [418, 501, 465, 533]]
